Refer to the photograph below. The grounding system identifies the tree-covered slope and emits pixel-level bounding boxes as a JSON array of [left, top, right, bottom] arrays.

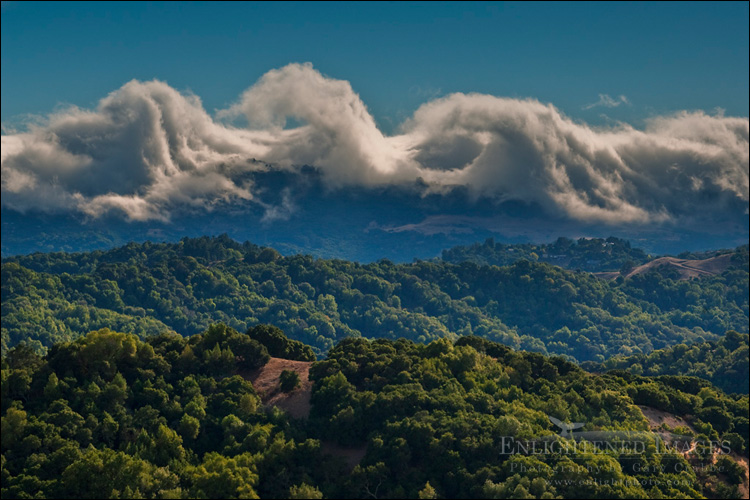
[[1, 324, 329, 499], [2, 327, 748, 499], [584, 331, 750, 394], [441, 236, 652, 272], [309, 335, 749, 499], [1, 262, 173, 352], [2, 235, 747, 362]]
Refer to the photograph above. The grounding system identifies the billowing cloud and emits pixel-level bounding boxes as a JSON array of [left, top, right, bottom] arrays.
[[1, 80, 271, 220], [2, 63, 748, 227]]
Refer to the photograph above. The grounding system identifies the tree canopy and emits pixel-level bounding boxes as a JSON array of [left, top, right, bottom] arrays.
[[2, 326, 747, 499], [3, 236, 747, 365]]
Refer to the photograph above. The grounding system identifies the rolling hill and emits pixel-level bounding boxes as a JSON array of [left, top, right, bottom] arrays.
[[2, 236, 747, 363]]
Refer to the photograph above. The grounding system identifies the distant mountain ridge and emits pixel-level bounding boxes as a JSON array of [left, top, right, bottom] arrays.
[[441, 238, 749, 281], [3, 166, 747, 262], [618, 253, 740, 280], [440, 236, 652, 272]]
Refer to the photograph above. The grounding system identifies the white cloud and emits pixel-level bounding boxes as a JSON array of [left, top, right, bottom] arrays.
[[583, 94, 630, 110], [2, 80, 268, 220], [259, 187, 296, 223], [2, 63, 748, 228]]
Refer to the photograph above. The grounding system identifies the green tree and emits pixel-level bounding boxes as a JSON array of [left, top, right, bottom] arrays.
[[289, 483, 323, 499], [418, 481, 438, 499], [279, 370, 301, 393]]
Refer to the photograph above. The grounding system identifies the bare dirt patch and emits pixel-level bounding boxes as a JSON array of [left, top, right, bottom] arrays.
[[242, 359, 368, 469], [593, 271, 620, 280], [626, 254, 735, 280], [639, 406, 749, 498], [242, 357, 313, 419], [638, 405, 694, 431], [734, 454, 750, 499]]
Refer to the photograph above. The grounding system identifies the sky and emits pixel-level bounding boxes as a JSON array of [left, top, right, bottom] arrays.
[[1, 1, 748, 256], [2, 1, 748, 130]]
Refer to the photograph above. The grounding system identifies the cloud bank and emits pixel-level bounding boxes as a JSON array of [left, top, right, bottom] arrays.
[[2, 63, 748, 227]]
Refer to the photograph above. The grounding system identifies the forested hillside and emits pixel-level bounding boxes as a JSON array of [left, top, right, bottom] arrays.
[[441, 236, 652, 272], [584, 331, 750, 394], [2, 326, 747, 499], [2, 236, 747, 363]]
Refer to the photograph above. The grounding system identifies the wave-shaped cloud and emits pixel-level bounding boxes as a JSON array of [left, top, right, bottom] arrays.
[[1, 80, 273, 220], [2, 63, 748, 226]]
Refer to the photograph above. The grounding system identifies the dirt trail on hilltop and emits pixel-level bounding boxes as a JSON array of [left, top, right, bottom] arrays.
[[243, 357, 313, 419], [596, 253, 735, 281], [242, 357, 368, 469]]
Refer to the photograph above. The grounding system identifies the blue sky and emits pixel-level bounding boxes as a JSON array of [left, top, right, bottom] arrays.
[[2, 1, 748, 132]]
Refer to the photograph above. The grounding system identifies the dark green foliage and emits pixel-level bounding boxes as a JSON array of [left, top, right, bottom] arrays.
[[2, 325, 748, 499], [279, 370, 301, 392], [1, 326, 336, 499], [1, 261, 172, 354], [617, 253, 749, 336], [716, 455, 745, 485], [3, 236, 747, 365], [248, 324, 315, 361], [307, 335, 747, 499], [590, 331, 750, 394], [185, 323, 271, 374], [441, 236, 651, 272]]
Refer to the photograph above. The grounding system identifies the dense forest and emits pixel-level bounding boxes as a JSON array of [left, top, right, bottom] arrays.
[[583, 331, 750, 395], [2, 326, 747, 499], [440, 236, 652, 272], [2, 236, 747, 365]]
